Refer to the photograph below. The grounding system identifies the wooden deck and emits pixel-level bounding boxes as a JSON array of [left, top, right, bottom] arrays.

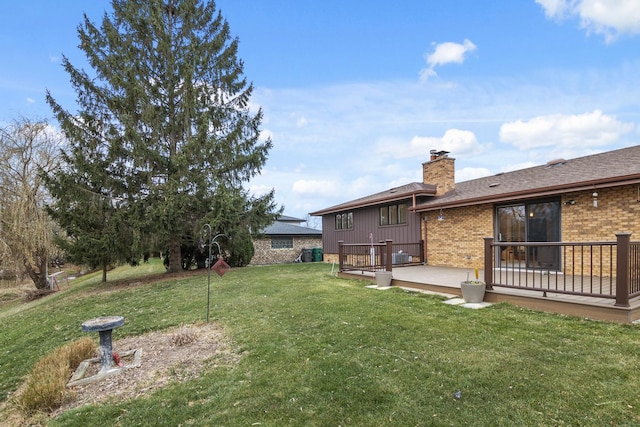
[[339, 265, 640, 324]]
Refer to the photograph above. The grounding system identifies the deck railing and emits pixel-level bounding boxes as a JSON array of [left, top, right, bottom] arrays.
[[484, 232, 639, 307], [338, 240, 424, 273], [630, 241, 640, 296]]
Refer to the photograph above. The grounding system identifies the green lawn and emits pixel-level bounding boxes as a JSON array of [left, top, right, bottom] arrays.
[[2, 260, 640, 426]]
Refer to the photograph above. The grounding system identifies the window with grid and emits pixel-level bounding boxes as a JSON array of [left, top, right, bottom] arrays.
[[335, 212, 353, 230]]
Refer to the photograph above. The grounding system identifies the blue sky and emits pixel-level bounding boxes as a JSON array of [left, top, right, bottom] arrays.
[[2, 1, 640, 224]]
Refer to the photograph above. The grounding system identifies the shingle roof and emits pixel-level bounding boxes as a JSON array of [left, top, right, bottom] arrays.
[[413, 144, 640, 211], [261, 221, 322, 236], [309, 182, 436, 216], [276, 215, 305, 223]]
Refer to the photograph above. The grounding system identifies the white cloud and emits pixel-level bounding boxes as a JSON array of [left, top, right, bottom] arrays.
[[579, 0, 640, 40], [292, 179, 340, 197], [420, 39, 477, 81], [26, 97, 35, 104], [440, 129, 482, 153], [402, 136, 440, 157], [427, 39, 477, 66], [375, 129, 481, 160], [259, 128, 273, 142], [248, 183, 275, 198], [536, 0, 571, 18], [347, 176, 379, 197], [499, 110, 634, 149], [536, 0, 640, 42], [406, 129, 481, 157]]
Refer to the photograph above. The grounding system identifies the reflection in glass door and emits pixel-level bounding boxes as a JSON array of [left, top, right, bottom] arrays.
[[496, 201, 560, 270], [497, 206, 526, 267]]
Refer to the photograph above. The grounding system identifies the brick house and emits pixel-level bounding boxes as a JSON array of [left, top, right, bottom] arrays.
[[311, 145, 640, 271], [250, 215, 322, 265]]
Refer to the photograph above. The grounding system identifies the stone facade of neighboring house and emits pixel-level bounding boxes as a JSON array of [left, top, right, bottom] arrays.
[[250, 216, 323, 265], [311, 146, 640, 272]]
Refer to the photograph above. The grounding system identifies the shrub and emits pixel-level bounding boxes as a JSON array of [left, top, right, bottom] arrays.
[[226, 228, 254, 267], [65, 337, 97, 368], [170, 325, 200, 347], [17, 337, 96, 414]]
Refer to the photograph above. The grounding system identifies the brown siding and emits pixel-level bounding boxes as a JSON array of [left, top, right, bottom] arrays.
[[321, 201, 422, 256]]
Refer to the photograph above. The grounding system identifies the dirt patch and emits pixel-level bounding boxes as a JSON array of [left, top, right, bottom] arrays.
[[4, 323, 239, 425], [60, 323, 238, 412]]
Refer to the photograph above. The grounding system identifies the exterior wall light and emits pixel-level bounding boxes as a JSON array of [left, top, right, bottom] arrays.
[[437, 208, 445, 221], [593, 192, 598, 207]]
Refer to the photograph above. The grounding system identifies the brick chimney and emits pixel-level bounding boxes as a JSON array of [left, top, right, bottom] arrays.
[[423, 150, 455, 196]]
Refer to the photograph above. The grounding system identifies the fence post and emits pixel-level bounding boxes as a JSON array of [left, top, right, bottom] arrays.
[[484, 237, 494, 290], [338, 241, 344, 272], [615, 232, 631, 307], [385, 239, 393, 272]]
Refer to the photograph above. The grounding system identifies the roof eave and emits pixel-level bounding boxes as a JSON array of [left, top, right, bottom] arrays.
[[411, 174, 640, 212], [310, 190, 436, 216]]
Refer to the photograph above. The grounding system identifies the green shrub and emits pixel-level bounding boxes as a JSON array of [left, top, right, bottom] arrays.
[[17, 337, 96, 414], [226, 227, 254, 267]]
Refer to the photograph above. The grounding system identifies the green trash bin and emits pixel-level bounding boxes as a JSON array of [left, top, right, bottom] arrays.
[[312, 247, 323, 262]]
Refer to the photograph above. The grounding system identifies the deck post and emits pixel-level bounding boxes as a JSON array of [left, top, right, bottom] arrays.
[[484, 237, 494, 290], [338, 241, 344, 272], [385, 239, 393, 272], [615, 232, 631, 307]]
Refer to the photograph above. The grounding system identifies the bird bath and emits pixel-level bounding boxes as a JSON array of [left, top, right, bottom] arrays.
[[69, 316, 141, 387], [81, 316, 125, 374]]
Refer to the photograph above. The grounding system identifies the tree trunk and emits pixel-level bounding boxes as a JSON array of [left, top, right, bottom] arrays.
[[167, 239, 182, 273], [102, 264, 108, 283], [24, 259, 49, 290]]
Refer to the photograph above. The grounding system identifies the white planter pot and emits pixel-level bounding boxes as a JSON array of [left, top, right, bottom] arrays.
[[375, 271, 393, 288], [460, 281, 486, 303]]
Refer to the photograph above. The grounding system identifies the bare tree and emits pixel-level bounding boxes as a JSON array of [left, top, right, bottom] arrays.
[[304, 214, 321, 230], [0, 118, 61, 289]]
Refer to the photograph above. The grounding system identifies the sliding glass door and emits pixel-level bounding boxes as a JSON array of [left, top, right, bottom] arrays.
[[496, 200, 560, 270]]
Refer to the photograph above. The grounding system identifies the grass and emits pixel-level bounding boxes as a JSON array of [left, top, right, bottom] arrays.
[[2, 259, 640, 426]]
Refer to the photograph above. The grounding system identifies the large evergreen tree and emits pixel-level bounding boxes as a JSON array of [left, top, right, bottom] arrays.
[[46, 0, 280, 272]]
